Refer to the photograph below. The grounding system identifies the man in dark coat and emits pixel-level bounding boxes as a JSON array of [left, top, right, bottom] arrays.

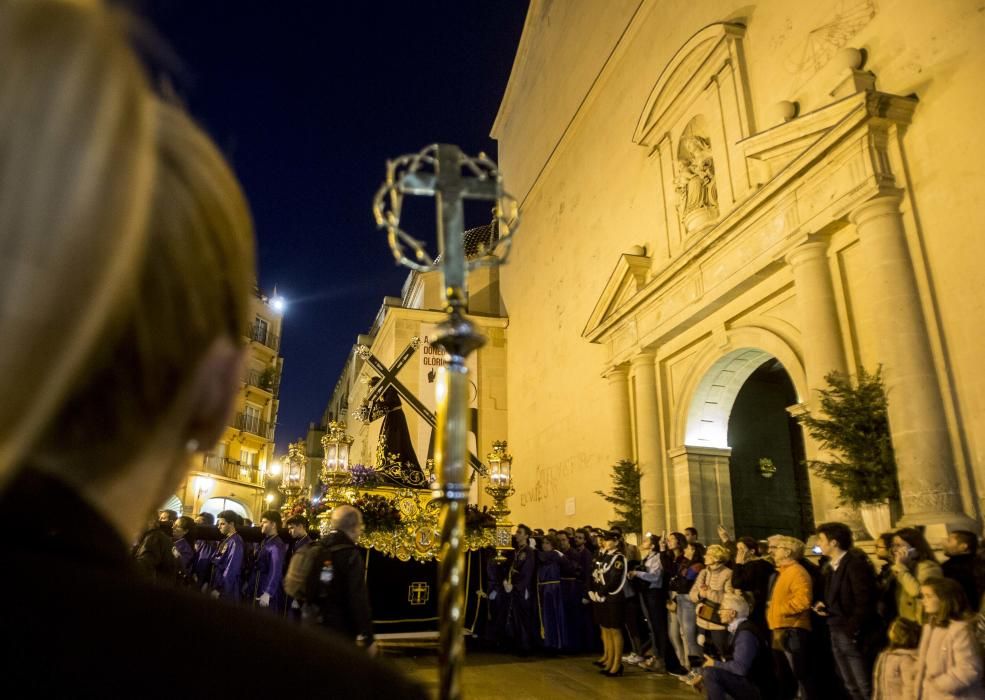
[[285, 514, 313, 621], [815, 521, 877, 700], [942, 530, 985, 609], [133, 516, 177, 583], [308, 505, 377, 655]]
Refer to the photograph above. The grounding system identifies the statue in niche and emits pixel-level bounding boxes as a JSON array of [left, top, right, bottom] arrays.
[[674, 134, 718, 232]]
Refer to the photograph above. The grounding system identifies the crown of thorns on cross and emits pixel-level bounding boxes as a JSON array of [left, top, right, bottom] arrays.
[[371, 144, 520, 272]]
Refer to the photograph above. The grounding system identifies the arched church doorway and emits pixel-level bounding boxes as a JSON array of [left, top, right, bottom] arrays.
[[726, 358, 813, 540], [682, 347, 813, 541]]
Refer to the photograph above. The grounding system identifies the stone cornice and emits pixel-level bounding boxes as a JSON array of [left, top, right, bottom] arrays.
[[585, 90, 917, 360]]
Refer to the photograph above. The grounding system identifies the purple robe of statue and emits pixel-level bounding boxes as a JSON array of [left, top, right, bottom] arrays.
[[211, 532, 245, 601], [253, 534, 288, 614]]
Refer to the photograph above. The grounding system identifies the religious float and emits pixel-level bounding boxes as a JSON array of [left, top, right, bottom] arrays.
[[282, 396, 515, 645]]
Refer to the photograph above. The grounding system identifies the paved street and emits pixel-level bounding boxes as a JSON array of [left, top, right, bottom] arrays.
[[391, 651, 698, 699]]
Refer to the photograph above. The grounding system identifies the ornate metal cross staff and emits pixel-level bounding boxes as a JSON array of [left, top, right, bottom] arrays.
[[355, 338, 487, 476], [373, 144, 517, 700]]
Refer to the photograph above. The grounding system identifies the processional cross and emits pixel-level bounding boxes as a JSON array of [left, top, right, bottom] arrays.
[[356, 337, 487, 477], [372, 144, 518, 700]]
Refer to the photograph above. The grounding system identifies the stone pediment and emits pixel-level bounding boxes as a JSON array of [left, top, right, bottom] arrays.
[[583, 253, 650, 342], [740, 90, 916, 186], [633, 22, 749, 148]]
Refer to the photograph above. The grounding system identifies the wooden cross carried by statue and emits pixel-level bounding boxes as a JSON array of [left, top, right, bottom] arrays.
[[355, 337, 486, 477]]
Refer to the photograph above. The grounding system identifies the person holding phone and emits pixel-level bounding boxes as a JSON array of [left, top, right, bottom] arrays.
[[891, 527, 943, 623], [816, 522, 878, 700]]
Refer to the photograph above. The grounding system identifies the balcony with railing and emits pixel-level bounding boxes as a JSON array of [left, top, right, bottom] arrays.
[[235, 412, 274, 440], [244, 368, 278, 395], [199, 453, 263, 486], [248, 322, 280, 352]]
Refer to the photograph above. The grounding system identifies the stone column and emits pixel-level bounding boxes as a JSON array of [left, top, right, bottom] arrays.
[[632, 351, 666, 534], [604, 364, 632, 462], [786, 239, 860, 526], [850, 193, 975, 534]]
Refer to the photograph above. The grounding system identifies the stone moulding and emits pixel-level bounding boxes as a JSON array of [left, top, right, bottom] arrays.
[[584, 91, 917, 372], [633, 22, 751, 148]]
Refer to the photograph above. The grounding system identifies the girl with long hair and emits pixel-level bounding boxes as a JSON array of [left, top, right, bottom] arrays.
[[914, 577, 984, 698]]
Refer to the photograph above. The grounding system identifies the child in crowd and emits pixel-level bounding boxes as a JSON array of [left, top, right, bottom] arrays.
[[872, 617, 920, 700]]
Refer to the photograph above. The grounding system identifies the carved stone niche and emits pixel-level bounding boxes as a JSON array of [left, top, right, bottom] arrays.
[[675, 116, 719, 233], [633, 23, 755, 255]]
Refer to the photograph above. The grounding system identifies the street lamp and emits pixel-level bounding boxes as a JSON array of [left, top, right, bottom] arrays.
[[319, 421, 354, 532], [484, 440, 515, 563], [322, 420, 353, 475], [278, 440, 307, 515]]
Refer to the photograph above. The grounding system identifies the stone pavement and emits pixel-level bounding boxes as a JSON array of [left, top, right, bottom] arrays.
[[390, 651, 698, 699]]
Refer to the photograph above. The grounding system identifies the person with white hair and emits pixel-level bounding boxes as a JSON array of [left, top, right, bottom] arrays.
[[767, 534, 816, 700], [698, 592, 766, 699], [307, 505, 378, 656]]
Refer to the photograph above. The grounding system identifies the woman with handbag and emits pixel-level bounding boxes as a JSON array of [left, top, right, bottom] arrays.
[[690, 544, 734, 661], [589, 531, 628, 676]]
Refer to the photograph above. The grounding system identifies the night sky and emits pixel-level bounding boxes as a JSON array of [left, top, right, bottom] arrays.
[[140, 1, 530, 450]]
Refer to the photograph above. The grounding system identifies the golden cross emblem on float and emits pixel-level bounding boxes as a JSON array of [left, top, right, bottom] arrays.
[[408, 582, 430, 606]]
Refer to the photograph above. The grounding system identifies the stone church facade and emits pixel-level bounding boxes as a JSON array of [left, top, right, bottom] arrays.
[[492, 0, 985, 541]]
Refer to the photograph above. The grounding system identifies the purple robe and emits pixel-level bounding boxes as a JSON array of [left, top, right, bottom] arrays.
[[193, 539, 217, 587], [558, 547, 586, 651], [253, 534, 288, 614], [504, 544, 537, 651], [211, 532, 245, 601], [172, 537, 195, 584], [536, 550, 567, 651], [572, 545, 597, 650], [485, 550, 507, 641]]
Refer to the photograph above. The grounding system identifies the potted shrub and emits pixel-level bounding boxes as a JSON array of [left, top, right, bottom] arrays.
[[798, 366, 900, 538], [594, 459, 643, 536]]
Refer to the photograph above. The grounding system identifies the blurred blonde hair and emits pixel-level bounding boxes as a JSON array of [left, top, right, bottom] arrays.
[[705, 543, 730, 564], [0, 0, 155, 487], [33, 100, 255, 482]]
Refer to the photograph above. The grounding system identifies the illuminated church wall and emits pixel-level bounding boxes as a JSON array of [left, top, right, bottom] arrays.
[[493, 0, 985, 538]]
